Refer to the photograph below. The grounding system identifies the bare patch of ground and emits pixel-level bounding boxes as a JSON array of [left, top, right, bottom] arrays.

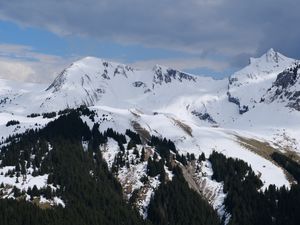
[[179, 162, 202, 194], [169, 117, 193, 137], [131, 121, 151, 143], [235, 135, 296, 184], [32, 197, 52, 209]]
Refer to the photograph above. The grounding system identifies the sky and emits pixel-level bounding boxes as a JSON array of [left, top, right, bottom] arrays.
[[0, 0, 299, 83]]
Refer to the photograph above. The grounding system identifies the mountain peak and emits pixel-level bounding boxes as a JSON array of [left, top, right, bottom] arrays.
[[249, 48, 292, 65], [152, 64, 169, 72], [228, 48, 297, 110], [73, 56, 104, 65], [266, 47, 276, 55], [265, 48, 281, 63], [231, 48, 296, 82]]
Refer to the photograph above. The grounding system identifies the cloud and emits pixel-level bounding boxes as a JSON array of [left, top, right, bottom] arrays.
[[131, 58, 229, 74], [0, 0, 299, 62], [0, 60, 35, 81], [0, 44, 74, 83]]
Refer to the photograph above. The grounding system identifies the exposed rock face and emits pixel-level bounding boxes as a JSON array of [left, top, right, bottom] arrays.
[[192, 110, 217, 124], [264, 63, 300, 110], [227, 91, 249, 114], [152, 65, 196, 85]]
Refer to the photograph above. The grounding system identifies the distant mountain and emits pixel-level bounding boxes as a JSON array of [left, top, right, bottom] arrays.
[[228, 48, 296, 113], [42, 57, 201, 111]]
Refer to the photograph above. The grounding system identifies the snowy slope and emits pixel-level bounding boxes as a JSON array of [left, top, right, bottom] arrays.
[[89, 105, 291, 189], [0, 78, 47, 113]]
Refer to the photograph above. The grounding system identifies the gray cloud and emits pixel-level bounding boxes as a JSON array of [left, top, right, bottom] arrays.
[[0, 0, 299, 66], [131, 57, 229, 74]]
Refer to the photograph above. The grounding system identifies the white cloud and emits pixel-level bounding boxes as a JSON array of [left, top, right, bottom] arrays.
[[0, 60, 35, 81], [0, 44, 74, 83]]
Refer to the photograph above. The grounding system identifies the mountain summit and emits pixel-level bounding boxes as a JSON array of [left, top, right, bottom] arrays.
[[227, 49, 296, 112], [249, 48, 290, 65]]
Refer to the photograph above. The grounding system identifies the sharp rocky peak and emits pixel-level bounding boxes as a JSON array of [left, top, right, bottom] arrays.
[[249, 48, 292, 65], [231, 48, 296, 82], [265, 48, 279, 63]]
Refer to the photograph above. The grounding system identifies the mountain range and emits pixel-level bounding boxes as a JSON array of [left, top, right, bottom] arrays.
[[0, 48, 300, 225]]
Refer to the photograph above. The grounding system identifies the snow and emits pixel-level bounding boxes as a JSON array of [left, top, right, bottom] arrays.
[[101, 138, 164, 218], [94, 103, 291, 189], [0, 112, 53, 142], [195, 160, 230, 224], [53, 196, 65, 207], [0, 144, 65, 207], [101, 138, 120, 169], [82, 141, 89, 152], [0, 166, 48, 192], [140, 176, 160, 219]]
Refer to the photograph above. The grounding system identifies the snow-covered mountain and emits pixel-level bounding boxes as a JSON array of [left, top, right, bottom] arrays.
[[0, 48, 300, 222], [227, 48, 296, 113], [42, 57, 207, 112]]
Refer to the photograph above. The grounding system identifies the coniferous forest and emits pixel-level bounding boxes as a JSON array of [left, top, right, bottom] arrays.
[[0, 110, 147, 225], [209, 151, 300, 225], [0, 108, 299, 225], [0, 108, 219, 225]]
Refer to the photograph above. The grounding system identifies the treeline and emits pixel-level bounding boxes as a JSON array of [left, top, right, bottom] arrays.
[[209, 151, 300, 225], [271, 152, 300, 183], [148, 167, 220, 225], [146, 137, 220, 225], [26, 105, 97, 120], [5, 120, 20, 127]]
